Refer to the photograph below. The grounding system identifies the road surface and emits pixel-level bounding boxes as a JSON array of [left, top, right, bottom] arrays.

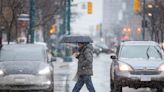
[[53, 54, 158, 92]]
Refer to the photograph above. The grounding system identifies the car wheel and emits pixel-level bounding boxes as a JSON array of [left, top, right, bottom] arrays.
[[0, 91, 6, 92], [110, 81, 114, 92], [45, 86, 54, 92], [156, 88, 163, 92], [110, 88, 114, 92], [110, 64, 114, 91], [45, 89, 54, 92], [110, 78, 114, 90], [113, 81, 122, 92], [0, 90, 10, 92]]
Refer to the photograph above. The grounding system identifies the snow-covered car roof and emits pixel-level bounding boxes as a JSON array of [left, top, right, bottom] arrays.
[[2, 44, 47, 50], [121, 41, 159, 46]]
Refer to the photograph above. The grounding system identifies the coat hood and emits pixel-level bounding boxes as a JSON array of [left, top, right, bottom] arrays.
[[85, 44, 93, 51], [79, 44, 93, 52]]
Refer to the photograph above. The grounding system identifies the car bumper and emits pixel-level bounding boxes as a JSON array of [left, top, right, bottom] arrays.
[[115, 71, 164, 88], [0, 74, 53, 90]]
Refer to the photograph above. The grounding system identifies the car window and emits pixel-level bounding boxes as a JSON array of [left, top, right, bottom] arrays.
[[120, 45, 162, 59], [0, 47, 45, 61], [96, 44, 108, 49]]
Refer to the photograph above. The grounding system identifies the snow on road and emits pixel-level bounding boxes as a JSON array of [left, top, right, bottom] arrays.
[[53, 55, 157, 92], [68, 54, 111, 92]]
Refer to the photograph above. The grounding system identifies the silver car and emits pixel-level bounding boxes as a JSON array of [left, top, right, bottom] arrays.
[[110, 41, 164, 92], [0, 44, 54, 91]]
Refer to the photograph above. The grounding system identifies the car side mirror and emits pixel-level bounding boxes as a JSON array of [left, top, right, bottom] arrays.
[[51, 57, 57, 62], [110, 55, 117, 60]]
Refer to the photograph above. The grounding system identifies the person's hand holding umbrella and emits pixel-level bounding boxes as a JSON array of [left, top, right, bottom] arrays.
[[73, 52, 80, 58]]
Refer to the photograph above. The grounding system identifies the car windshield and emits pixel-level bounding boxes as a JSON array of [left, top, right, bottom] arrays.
[[0, 47, 45, 61], [120, 45, 162, 59]]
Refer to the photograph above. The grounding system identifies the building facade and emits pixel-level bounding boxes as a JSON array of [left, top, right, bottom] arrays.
[[103, 0, 142, 46]]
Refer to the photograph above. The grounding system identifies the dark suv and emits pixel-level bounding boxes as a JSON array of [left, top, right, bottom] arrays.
[[110, 41, 164, 92]]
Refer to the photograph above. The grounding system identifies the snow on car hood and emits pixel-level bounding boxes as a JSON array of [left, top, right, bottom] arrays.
[[119, 58, 164, 70], [0, 61, 49, 75]]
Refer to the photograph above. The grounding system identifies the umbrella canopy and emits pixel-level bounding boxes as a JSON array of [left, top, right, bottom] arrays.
[[60, 35, 93, 43]]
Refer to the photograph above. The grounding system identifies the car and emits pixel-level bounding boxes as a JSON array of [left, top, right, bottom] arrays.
[[92, 44, 101, 56], [110, 41, 164, 92], [95, 43, 113, 54], [0, 44, 54, 91]]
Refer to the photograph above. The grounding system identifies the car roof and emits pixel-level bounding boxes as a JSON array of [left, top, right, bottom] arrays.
[[1, 44, 46, 50], [121, 41, 159, 46]]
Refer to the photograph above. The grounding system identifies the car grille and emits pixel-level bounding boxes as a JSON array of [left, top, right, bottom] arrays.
[[130, 70, 160, 75], [5, 69, 36, 75]]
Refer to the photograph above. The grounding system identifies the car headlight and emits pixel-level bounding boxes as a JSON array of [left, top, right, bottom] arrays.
[[99, 48, 102, 51], [0, 70, 4, 75], [158, 64, 164, 71], [119, 63, 133, 71], [38, 67, 51, 75]]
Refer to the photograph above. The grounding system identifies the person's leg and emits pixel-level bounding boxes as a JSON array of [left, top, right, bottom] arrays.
[[72, 76, 85, 92], [84, 75, 96, 92]]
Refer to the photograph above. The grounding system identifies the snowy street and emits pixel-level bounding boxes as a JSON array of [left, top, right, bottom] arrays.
[[53, 54, 157, 92]]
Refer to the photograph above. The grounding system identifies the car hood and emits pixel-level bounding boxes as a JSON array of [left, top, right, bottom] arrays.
[[0, 61, 49, 75], [119, 58, 164, 70]]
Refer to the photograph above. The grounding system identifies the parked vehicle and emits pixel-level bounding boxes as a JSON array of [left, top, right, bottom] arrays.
[[110, 41, 164, 92], [93, 44, 101, 56], [95, 43, 114, 54], [0, 44, 54, 91]]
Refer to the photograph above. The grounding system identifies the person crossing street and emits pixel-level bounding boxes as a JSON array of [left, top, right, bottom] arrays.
[[72, 42, 95, 92]]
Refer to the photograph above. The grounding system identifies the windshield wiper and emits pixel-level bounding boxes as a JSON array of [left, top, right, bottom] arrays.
[[154, 46, 162, 59], [146, 46, 150, 59]]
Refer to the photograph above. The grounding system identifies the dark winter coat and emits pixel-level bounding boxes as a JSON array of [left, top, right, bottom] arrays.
[[76, 44, 93, 76]]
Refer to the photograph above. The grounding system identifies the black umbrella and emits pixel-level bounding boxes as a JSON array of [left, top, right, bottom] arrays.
[[60, 35, 93, 43]]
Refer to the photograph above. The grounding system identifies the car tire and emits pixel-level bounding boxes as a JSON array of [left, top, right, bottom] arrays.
[[113, 81, 122, 92], [110, 81, 114, 92], [45, 86, 54, 92], [110, 78, 114, 90], [110, 64, 114, 91], [111, 88, 114, 92], [45, 88, 54, 92], [0, 90, 11, 92], [0, 90, 7, 92], [156, 88, 163, 92]]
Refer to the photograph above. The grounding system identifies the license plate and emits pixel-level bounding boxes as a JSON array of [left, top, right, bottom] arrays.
[[15, 79, 26, 83], [140, 76, 151, 81]]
